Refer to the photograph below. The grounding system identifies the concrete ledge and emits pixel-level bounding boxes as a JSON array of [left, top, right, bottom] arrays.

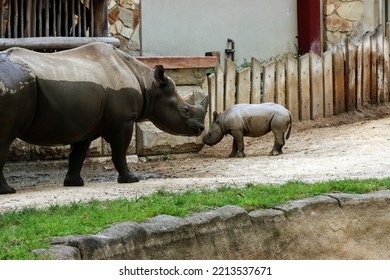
[[0, 37, 121, 50], [34, 191, 390, 260], [136, 56, 218, 70]]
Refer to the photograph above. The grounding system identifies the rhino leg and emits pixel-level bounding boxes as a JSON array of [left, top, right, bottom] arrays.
[[229, 139, 238, 157], [64, 140, 92, 186], [269, 115, 290, 156], [269, 132, 285, 156], [0, 140, 16, 194], [108, 124, 139, 183], [230, 130, 246, 158]]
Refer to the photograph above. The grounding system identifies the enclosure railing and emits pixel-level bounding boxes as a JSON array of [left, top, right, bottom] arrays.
[[0, 0, 114, 50]]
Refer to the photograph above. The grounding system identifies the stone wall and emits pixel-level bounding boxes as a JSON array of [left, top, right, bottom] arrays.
[[109, 0, 373, 57], [35, 191, 390, 260], [324, 0, 365, 49], [108, 0, 141, 55]]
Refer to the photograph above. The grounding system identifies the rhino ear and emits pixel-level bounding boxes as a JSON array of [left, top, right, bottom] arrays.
[[213, 111, 220, 122], [154, 65, 168, 86]]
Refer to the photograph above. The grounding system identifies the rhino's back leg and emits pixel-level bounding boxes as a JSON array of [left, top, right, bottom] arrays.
[[64, 140, 92, 186], [269, 114, 290, 156], [269, 133, 285, 156], [104, 122, 139, 183]]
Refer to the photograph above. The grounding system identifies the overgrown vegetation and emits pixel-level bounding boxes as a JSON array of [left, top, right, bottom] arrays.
[[1, 177, 390, 260]]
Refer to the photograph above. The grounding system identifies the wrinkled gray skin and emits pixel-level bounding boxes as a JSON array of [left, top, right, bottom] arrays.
[[0, 42, 208, 194], [203, 103, 292, 158]]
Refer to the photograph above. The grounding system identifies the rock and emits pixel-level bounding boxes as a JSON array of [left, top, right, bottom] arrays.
[[325, 4, 335, 16], [136, 121, 204, 156], [337, 1, 364, 22], [119, 6, 134, 27], [325, 14, 354, 32], [108, 6, 120, 25]]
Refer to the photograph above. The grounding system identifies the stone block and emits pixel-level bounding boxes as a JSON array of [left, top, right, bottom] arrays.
[[136, 121, 204, 156], [120, 26, 133, 39], [337, 1, 363, 22], [8, 139, 30, 161], [108, 6, 120, 25], [325, 14, 354, 32], [108, 0, 116, 10], [30, 145, 70, 160], [119, 6, 134, 27], [118, 0, 135, 9]]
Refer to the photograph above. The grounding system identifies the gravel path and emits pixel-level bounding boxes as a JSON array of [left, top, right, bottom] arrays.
[[1, 106, 390, 212]]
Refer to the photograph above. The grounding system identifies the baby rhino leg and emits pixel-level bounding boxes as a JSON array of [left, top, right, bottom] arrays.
[[269, 115, 289, 156], [230, 130, 245, 157], [269, 132, 285, 156]]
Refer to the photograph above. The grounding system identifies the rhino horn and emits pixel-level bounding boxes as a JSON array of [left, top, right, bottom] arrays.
[[200, 95, 209, 111], [183, 94, 208, 112]]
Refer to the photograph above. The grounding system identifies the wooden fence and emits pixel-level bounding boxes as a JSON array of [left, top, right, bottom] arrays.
[[207, 24, 390, 122]]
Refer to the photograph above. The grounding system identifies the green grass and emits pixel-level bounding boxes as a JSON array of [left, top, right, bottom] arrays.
[[1, 177, 390, 259]]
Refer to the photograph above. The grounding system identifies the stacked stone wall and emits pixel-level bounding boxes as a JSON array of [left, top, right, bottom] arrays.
[[324, 0, 365, 49], [108, 0, 141, 55]]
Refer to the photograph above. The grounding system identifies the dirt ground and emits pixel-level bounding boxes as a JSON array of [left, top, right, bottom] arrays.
[[1, 104, 390, 212]]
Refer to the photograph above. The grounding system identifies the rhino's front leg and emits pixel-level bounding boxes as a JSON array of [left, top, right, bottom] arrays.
[[229, 139, 238, 157], [230, 130, 246, 158], [108, 124, 139, 183]]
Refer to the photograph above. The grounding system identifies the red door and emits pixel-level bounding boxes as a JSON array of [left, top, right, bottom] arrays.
[[297, 0, 322, 56]]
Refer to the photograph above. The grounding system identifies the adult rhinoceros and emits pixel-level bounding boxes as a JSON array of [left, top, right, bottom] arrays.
[[0, 42, 208, 194]]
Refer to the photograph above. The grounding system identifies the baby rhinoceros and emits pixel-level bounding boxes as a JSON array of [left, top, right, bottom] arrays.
[[203, 103, 292, 157]]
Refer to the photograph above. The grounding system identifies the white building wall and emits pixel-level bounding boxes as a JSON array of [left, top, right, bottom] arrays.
[[141, 0, 297, 65]]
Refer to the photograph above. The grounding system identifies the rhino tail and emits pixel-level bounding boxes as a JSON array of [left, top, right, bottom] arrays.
[[285, 112, 292, 140]]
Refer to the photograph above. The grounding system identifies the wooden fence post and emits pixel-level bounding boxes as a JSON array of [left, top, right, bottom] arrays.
[[208, 73, 216, 122], [345, 39, 357, 111], [224, 59, 236, 109], [371, 33, 378, 104], [299, 53, 311, 121], [286, 56, 299, 121], [236, 67, 251, 104], [333, 46, 345, 115], [310, 51, 324, 119], [362, 32, 371, 105], [276, 60, 286, 107], [251, 57, 261, 104], [376, 25, 385, 103], [323, 50, 334, 117], [215, 64, 225, 113], [384, 26, 390, 103], [356, 42, 363, 108], [263, 61, 276, 103]]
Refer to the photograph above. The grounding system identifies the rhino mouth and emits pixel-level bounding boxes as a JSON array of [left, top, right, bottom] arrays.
[[202, 135, 213, 146], [203, 139, 214, 146], [193, 123, 205, 136]]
